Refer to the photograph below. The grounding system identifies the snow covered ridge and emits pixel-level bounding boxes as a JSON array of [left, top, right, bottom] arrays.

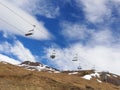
[[82, 71, 120, 85], [18, 61, 60, 73]]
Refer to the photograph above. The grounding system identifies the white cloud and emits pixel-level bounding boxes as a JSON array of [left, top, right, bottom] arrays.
[[76, 0, 111, 23], [112, 0, 120, 3], [0, 0, 52, 40], [85, 45, 120, 75], [61, 22, 116, 46], [61, 22, 94, 41], [0, 54, 20, 64], [47, 21, 119, 75], [75, 0, 120, 23], [89, 29, 115, 46], [45, 45, 94, 71], [11, 40, 36, 62], [0, 40, 36, 62], [5, 0, 60, 18], [45, 44, 120, 75]]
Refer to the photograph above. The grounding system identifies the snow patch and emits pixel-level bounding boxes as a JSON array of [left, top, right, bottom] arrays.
[[54, 71, 61, 73], [97, 79, 102, 83], [0, 54, 20, 65], [107, 74, 111, 77], [18, 63, 59, 73], [82, 75, 92, 80], [68, 72, 78, 75], [113, 75, 118, 77], [82, 72, 100, 80], [91, 72, 100, 78]]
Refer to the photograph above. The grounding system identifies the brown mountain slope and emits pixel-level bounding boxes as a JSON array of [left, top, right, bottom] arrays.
[[0, 62, 119, 90]]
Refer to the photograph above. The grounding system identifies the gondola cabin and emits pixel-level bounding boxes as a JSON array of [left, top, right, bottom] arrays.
[[72, 54, 78, 61], [77, 66, 82, 70], [50, 50, 56, 59], [25, 32, 33, 36], [50, 54, 55, 59], [72, 59, 77, 61], [25, 25, 36, 36]]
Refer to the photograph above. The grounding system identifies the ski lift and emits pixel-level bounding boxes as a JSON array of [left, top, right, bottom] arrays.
[[77, 63, 82, 70], [50, 50, 56, 59], [25, 25, 36, 36], [77, 66, 82, 70], [92, 65, 95, 70], [72, 54, 78, 61]]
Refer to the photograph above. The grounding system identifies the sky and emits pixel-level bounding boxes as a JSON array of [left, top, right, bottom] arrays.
[[0, 0, 120, 75]]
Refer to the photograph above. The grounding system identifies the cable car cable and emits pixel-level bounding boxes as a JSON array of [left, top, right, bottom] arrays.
[[0, 2, 46, 36], [0, 2, 33, 26], [0, 18, 25, 34]]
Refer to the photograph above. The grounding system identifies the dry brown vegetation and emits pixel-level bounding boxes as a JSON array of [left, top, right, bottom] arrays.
[[0, 62, 119, 90]]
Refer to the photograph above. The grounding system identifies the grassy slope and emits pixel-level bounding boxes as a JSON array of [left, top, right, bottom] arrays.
[[0, 63, 119, 90]]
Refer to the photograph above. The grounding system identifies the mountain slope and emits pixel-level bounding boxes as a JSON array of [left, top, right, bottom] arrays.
[[0, 62, 119, 90]]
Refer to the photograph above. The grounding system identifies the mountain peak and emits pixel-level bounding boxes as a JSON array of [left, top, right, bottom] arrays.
[[19, 61, 60, 73], [20, 61, 43, 66]]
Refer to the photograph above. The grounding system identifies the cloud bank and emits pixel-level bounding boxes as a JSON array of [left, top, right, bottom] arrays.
[[0, 40, 36, 64], [0, 0, 52, 40], [45, 43, 120, 75]]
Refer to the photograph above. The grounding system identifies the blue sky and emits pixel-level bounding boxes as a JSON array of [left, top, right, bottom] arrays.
[[0, 0, 120, 75]]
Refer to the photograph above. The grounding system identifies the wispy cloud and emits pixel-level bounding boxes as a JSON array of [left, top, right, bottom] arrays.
[[61, 22, 116, 46], [6, 0, 60, 18], [79, 0, 111, 23], [0, 54, 20, 64], [61, 22, 94, 41], [89, 29, 116, 46], [0, 0, 52, 40], [0, 40, 36, 63], [11, 40, 36, 62]]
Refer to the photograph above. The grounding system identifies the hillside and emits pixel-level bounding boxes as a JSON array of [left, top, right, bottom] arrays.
[[0, 62, 119, 90]]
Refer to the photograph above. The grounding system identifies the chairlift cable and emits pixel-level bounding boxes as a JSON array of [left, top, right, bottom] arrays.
[[0, 2, 33, 26], [0, 18, 25, 34], [0, 19, 34, 61], [0, 2, 45, 35]]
